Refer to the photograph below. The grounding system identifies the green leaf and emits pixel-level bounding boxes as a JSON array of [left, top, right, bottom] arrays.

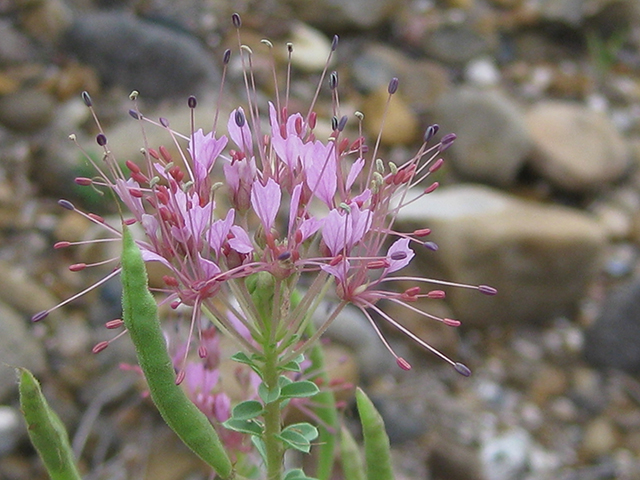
[[231, 400, 263, 420], [277, 429, 312, 453], [281, 354, 305, 372], [284, 468, 317, 480], [281, 380, 319, 399], [258, 382, 281, 404], [251, 436, 267, 464], [222, 418, 263, 436], [284, 422, 319, 442], [231, 351, 255, 366]]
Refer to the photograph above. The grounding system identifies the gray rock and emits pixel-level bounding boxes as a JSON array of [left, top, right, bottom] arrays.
[[287, 0, 398, 30], [62, 11, 219, 99], [0, 89, 55, 132], [526, 101, 630, 192], [432, 88, 532, 187], [0, 302, 46, 402], [422, 22, 495, 65], [584, 275, 640, 373], [395, 184, 606, 326], [351, 43, 451, 111]]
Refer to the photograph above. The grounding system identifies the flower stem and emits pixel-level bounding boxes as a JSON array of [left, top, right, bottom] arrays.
[[262, 340, 283, 480]]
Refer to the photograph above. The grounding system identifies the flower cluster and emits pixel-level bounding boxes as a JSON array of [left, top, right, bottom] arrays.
[[33, 23, 495, 378]]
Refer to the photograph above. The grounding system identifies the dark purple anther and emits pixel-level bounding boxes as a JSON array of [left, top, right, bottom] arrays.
[[32, 310, 49, 322], [188, 96, 197, 109], [478, 285, 498, 296], [277, 251, 291, 261], [424, 241, 438, 251], [129, 109, 141, 120], [454, 362, 471, 377], [438, 133, 457, 152], [223, 49, 231, 65], [331, 116, 338, 131], [159, 117, 170, 128], [390, 251, 407, 261], [423, 124, 439, 143], [81, 91, 92, 107], [235, 109, 246, 127], [232, 12, 241, 28], [331, 35, 339, 51], [337, 115, 348, 132], [329, 71, 338, 90], [58, 199, 75, 210], [96, 133, 107, 146], [388, 77, 399, 95]]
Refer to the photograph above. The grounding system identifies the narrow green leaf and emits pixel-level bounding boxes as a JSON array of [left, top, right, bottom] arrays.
[[280, 380, 319, 399], [355, 388, 395, 480], [222, 418, 264, 436], [18, 368, 82, 480], [340, 425, 366, 480], [231, 400, 264, 420]]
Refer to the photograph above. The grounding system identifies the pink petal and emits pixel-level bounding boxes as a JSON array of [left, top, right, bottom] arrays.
[[251, 178, 281, 231]]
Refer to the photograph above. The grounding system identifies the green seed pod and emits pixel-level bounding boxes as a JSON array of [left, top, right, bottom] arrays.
[[355, 387, 395, 480], [340, 425, 366, 480], [18, 367, 82, 480], [120, 226, 235, 479]]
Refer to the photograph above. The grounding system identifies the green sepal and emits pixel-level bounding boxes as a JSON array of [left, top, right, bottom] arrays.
[[18, 368, 82, 480]]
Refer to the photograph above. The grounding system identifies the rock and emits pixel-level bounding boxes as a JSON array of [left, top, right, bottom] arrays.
[[287, 23, 333, 72], [0, 88, 55, 132], [420, 11, 498, 65], [351, 43, 451, 110], [0, 20, 39, 66], [580, 417, 619, 459], [395, 184, 606, 326], [0, 407, 23, 455], [584, 275, 640, 373], [16, 0, 73, 45], [0, 301, 46, 401], [429, 426, 534, 480], [526, 101, 630, 192], [62, 11, 219, 99], [432, 88, 532, 187], [312, 300, 394, 380], [529, 364, 568, 405], [361, 85, 419, 145], [0, 260, 63, 323], [287, 0, 397, 30]]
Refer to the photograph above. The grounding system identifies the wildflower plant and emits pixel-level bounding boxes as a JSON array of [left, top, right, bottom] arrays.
[[19, 12, 496, 480]]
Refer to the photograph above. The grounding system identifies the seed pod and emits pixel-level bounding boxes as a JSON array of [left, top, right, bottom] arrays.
[[18, 368, 82, 480], [355, 387, 394, 480], [120, 226, 235, 479]]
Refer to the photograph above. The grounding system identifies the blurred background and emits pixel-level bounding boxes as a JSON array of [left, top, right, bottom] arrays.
[[2, 0, 640, 479]]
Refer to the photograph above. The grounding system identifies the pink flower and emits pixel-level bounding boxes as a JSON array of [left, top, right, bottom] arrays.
[[35, 31, 496, 379]]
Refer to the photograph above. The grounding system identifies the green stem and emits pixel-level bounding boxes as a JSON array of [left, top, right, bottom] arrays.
[[263, 341, 283, 480]]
